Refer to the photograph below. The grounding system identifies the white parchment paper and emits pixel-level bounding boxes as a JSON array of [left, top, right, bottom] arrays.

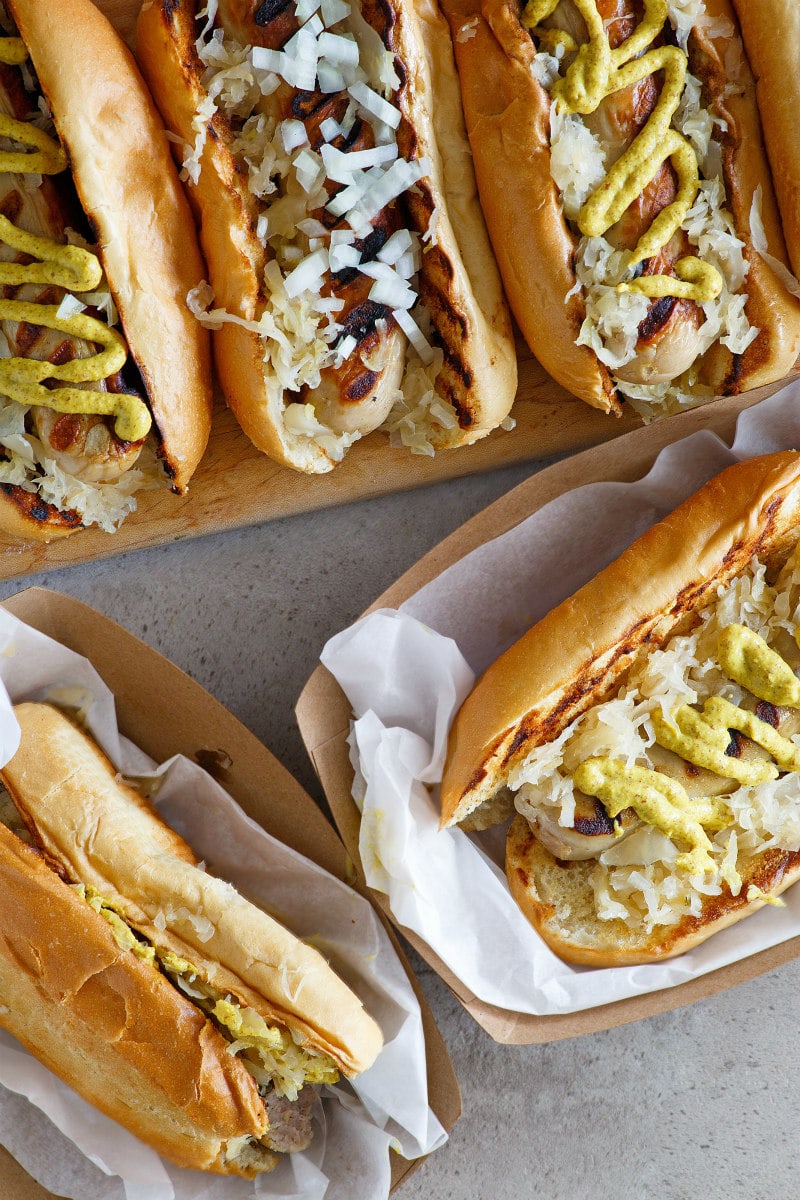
[[0, 608, 445, 1200], [321, 379, 800, 1017]]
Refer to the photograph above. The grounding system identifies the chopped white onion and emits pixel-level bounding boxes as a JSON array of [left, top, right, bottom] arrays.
[[361, 261, 416, 308], [344, 155, 430, 229], [283, 247, 329, 298], [393, 306, 436, 364], [321, 0, 349, 25], [295, 0, 322, 19], [321, 141, 397, 183], [55, 293, 86, 320], [281, 119, 309, 153], [377, 228, 414, 265], [317, 31, 359, 66], [334, 333, 358, 361], [329, 241, 361, 271], [317, 61, 346, 93], [348, 80, 401, 130], [319, 116, 341, 142]]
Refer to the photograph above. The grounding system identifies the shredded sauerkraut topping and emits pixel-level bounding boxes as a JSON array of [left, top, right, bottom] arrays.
[[74, 883, 339, 1101], [511, 547, 800, 932], [188, 4, 454, 454], [533, 4, 758, 420]]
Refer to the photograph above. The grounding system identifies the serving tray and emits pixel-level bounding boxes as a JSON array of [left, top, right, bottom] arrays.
[[0, 0, 790, 581]]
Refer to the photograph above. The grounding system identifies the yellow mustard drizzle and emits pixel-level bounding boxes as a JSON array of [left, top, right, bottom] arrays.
[[0, 37, 151, 443], [522, 0, 724, 303], [575, 624, 800, 874], [573, 758, 720, 875]]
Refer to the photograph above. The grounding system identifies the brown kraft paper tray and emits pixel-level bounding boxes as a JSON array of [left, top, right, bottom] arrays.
[[295, 388, 800, 1044], [0, 586, 460, 1198]]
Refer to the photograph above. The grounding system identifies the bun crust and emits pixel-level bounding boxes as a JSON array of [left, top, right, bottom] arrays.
[[0, 821, 272, 1175], [439, 0, 800, 409], [731, 0, 800, 281], [441, 451, 800, 829], [136, 0, 516, 471], [4, 703, 383, 1078], [506, 813, 800, 966], [6, 0, 213, 495]]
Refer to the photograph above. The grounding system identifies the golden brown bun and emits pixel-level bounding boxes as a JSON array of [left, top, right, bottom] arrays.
[[0, 820, 275, 1175], [732, 0, 800, 281], [387, 0, 518, 446], [6, 0, 214, 495], [440, 451, 800, 829], [136, 0, 516, 471], [439, 0, 800, 409], [0, 486, 83, 543], [506, 813, 800, 966], [4, 702, 383, 1078]]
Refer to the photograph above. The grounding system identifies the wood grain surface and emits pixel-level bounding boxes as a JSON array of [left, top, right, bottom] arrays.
[[0, 0, 791, 581]]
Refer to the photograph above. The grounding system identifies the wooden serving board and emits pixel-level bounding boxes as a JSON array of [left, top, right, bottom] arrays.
[[0, 0, 790, 581]]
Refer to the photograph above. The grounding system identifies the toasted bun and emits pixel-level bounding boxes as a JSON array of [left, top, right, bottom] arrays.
[[4, 703, 383, 1078], [506, 813, 800, 966], [387, 0, 517, 445], [6, 0, 213, 495], [441, 451, 800, 829], [732, 0, 800, 281], [439, 0, 800, 409], [0, 819, 275, 1175], [136, 0, 516, 471]]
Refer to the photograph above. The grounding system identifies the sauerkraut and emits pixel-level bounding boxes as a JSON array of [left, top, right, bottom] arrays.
[[188, 5, 453, 455], [532, 6, 759, 421], [511, 549, 800, 932]]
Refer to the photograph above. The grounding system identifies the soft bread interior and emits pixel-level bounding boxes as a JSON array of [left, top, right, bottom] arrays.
[[506, 813, 800, 966]]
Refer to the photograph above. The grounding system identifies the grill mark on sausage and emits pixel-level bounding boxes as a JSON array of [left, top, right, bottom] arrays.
[[637, 294, 679, 341], [756, 701, 780, 728], [334, 299, 390, 346]]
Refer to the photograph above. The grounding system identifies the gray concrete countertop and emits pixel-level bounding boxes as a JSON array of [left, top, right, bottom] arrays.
[[3, 459, 799, 1200]]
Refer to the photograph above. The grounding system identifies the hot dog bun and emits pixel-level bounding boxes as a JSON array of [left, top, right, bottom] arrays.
[[441, 452, 800, 964], [439, 0, 800, 418], [0, 0, 213, 541], [135, 0, 517, 473], [0, 702, 383, 1173], [731, 0, 800, 281]]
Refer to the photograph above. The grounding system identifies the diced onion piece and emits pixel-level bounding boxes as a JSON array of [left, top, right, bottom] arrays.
[[251, 45, 284, 73], [344, 155, 430, 229], [283, 247, 329, 298], [294, 148, 324, 193], [295, 0, 322, 19], [361, 261, 416, 309], [317, 31, 359, 66], [334, 333, 358, 361], [348, 80, 402, 130], [321, 0, 349, 25], [55, 293, 87, 320], [282, 28, 319, 91], [393, 306, 435, 363], [320, 116, 341, 141], [317, 61, 346, 93], [321, 141, 397, 183], [281, 119, 309, 153], [377, 228, 414, 265], [329, 241, 361, 271]]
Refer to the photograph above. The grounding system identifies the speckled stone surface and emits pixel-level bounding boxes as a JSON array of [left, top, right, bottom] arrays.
[[3, 457, 799, 1200]]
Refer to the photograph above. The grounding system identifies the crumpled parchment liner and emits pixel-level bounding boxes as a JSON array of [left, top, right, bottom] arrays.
[[0, 608, 445, 1200], [321, 379, 800, 1017]]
